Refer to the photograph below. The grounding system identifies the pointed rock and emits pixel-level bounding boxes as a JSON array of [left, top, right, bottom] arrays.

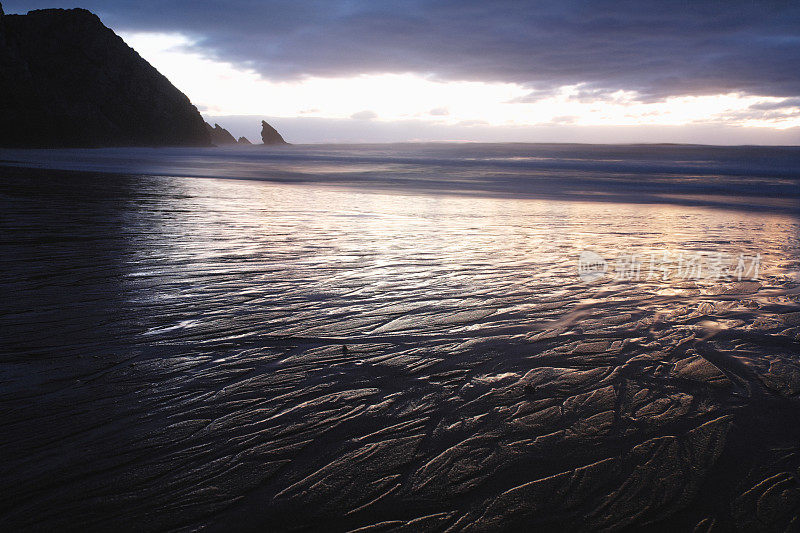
[[237, 136, 252, 145], [205, 122, 237, 145], [261, 120, 288, 145]]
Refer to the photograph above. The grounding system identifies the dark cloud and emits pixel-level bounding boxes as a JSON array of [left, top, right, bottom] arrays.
[[5, 0, 800, 99], [748, 97, 800, 111]]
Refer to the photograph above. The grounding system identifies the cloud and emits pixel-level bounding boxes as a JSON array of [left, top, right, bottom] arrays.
[[748, 97, 800, 111], [5, 0, 800, 100], [350, 110, 377, 120], [550, 115, 578, 125], [429, 107, 449, 116], [456, 119, 490, 127]]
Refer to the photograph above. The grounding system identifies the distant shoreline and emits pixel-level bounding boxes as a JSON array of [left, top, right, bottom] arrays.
[[2, 145, 797, 215], [2, 140, 800, 149]]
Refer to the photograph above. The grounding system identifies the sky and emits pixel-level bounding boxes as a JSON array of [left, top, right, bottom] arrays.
[[5, 0, 800, 144]]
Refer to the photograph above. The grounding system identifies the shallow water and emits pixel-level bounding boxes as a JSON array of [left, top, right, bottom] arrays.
[[1, 145, 800, 531], [2, 143, 799, 212]]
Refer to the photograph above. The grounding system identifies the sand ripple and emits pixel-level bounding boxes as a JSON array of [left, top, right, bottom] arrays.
[[1, 168, 799, 530]]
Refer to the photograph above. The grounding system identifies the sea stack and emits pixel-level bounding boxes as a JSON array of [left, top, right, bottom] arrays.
[[237, 137, 252, 145], [261, 120, 288, 145], [0, 4, 210, 147], [205, 122, 237, 145]]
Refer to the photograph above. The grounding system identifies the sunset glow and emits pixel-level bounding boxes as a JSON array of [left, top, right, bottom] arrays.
[[124, 31, 800, 135]]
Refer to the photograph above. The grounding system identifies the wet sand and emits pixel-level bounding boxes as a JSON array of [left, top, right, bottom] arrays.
[[1, 147, 799, 531]]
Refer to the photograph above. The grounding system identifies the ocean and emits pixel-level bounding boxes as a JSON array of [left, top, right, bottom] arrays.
[[1, 143, 799, 530]]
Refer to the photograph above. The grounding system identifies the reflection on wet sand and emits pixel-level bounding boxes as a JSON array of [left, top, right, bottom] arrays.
[[1, 167, 799, 531]]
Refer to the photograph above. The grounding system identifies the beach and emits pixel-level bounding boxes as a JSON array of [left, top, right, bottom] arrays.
[[1, 144, 799, 530]]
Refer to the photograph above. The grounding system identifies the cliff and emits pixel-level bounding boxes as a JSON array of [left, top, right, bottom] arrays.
[[0, 3, 210, 147], [261, 120, 288, 145]]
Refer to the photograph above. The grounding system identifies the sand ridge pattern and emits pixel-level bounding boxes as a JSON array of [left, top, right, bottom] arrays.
[[1, 161, 799, 531]]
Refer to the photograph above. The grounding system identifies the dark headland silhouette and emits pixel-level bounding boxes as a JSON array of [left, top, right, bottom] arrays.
[[0, 3, 287, 148], [0, 3, 209, 147]]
